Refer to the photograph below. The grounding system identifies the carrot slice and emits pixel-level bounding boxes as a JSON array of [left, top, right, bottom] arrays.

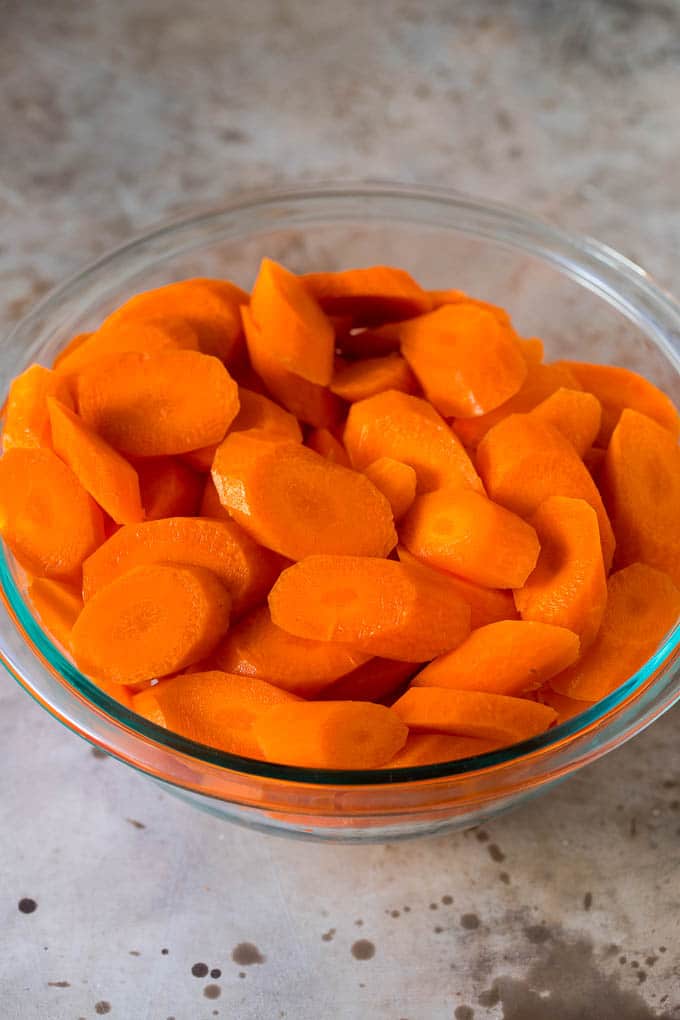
[[556, 361, 680, 445], [71, 563, 231, 684], [82, 516, 283, 616], [136, 457, 202, 520], [412, 620, 580, 696], [453, 361, 582, 449], [335, 322, 403, 359], [384, 732, 502, 767], [306, 428, 351, 466], [535, 688, 592, 724], [344, 390, 483, 493], [401, 488, 540, 589], [583, 446, 605, 484], [199, 476, 230, 520], [601, 409, 680, 585], [28, 577, 83, 649], [330, 354, 416, 403], [551, 562, 680, 702], [400, 305, 528, 417], [47, 399, 144, 525], [3, 365, 74, 452], [363, 458, 417, 521], [397, 545, 518, 629], [134, 672, 299, 758], [212, 432, 396, 560], [0, 448, 104, 580], [250, 258, 334, 385], [514, 496, 607, 650], [320, 657, 416, 703], [303, 266, 430, 324], [241, 305, 343, 428], [518, 338, 544, 365], [269, 555, 471, 661], [205, 605, 370, 697], [427, 289, 513, 329], [77, 350, 239, 457], [232, 387, 302, 441], [55, 317, 199, 375], [181, 444, 218, 472], [529, 388, 602, 457], [52, 333, 91, 369], [253, 701, 408, 769], [392, 688, 557, 744], [98, 277, 249, 363], [476, 413, 616, 571]]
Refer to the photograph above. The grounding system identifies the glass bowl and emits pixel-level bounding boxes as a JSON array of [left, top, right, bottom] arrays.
[[2, 183, 680, 843]]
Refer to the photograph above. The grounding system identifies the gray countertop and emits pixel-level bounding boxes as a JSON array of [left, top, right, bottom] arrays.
[[2, 2, 680, 1017]]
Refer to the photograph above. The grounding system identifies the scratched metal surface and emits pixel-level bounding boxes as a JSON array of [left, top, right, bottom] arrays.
[[2, 2, 680, 1018]]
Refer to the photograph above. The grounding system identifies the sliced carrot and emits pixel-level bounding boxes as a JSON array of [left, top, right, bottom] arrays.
[[583, 446, 605, 484], [3, 365, 74, 452], [384, 732, 502, 768], [232, 387, 302, 441], [392, 688, 557, 744], [136, 457, 202, 520], [551, 562, 680, 702], [55, 317, 199, 375], [529, 388, 602, 457], [518, 337, 544, 365], [363, 458, 417, 521], [476, 413, 616, 571], [268, 555, 471, 661], [82, 516, 283, 617], [52, 333, 91, 369], [556, 361, 680, 445], [514, 496, 607, 650], [535, 688, 592, 725], [98, 277, 249, 363], [205, 605, 370, 697], [306, 427, 351, 466], [303, 266, 430, 324], [181, 444, 218, 472], [344, 390, 483, 493], [212, 432, 396, 560], [401, 487, 540, 589], [412, 620, 580, 696], [453, 361, 582, 449], [335, 322, 403, 359], [47, 399, 144, 525], [71, 563, 231, 685], [400, 304, 528, 417], [0, 448, 104, 580], [320, 657, 416, 703], [241, 304, 343, 428], [250, 258, 334, 385], [397, 545, 518, 629], [134, 671, 299, 757], [199, 476, 230, 520], [253, 700, 408, 769], [330, 354, 416, 403], [27, 577, 83, 649], [427, 289, 513, 329], [601, 409, 680, 585]]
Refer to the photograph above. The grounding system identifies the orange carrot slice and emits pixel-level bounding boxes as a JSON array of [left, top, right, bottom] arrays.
[[0, 448, 105, 580], [320, 657, 416, 702], [556, 361, 680, 445], [306, 428, 351, 466], [363, 457, 417, 521], [205, 605, 370, 697], [212, 431, 396, 560], [476, 413, 615, 571], [384, 732, 502, 767], [3, 365, 74, 452], [134, 672, 298, 757], [71, 563, 231, 684], [330, 354, 416, 403], [82, 516, 283, 616], [412, 620, 580, 696], [514, 496, 607, 650], [400, 305, 527, 417], [181, 444, 218, 473], [551, 562, 680, 702], [427, 289, 513, 329], [583, 446, 605, 484], [335, 322, 403, 359], [28, 577, 83, 649], [253, 701, 408, 768], [601, 409, 680, 585], [344, 390, 483, 493], [303, 266, 430, 324], [136, 457, 203, 520], [77, 350, 239, 457], [518, 337, 545, 364], [55, 317, 200, 375], [269, 555, 471, 661], [52, 333, 91, 370], [392, 688, 557, 744], [529, 388, 602, 457], [535, 688, 592, 725], [401, 488, 540, 589], [232, 387, 302, 441], [199, 476, 230, 520], [47, 399, 144, 525], [250, 258, 334, 385]]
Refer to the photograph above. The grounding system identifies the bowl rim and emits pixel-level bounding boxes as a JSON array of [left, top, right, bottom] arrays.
[[2, 180, 680, 791]]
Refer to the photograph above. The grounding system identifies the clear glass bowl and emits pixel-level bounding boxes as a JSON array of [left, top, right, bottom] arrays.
[[2, 184, 680, 843]]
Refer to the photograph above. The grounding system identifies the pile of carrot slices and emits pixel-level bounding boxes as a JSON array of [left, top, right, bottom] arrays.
[[2, 260, 679, 771]]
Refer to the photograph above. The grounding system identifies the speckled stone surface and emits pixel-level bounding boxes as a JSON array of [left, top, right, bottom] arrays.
[[2, 2, 680, 1017]]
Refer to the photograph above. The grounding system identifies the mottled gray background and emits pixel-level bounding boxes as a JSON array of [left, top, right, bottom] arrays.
[[2, 2, 680, 1018]]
